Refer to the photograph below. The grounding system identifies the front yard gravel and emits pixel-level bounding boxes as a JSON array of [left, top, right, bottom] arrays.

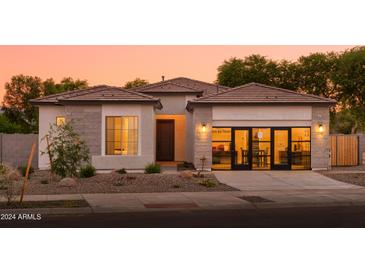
[[319, 172, 365, 187], [12, 171, 238, 195]]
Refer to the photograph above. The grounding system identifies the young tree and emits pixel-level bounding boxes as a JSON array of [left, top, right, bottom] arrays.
[[123, 78, 149, 89], [43, 121, 90, 178]]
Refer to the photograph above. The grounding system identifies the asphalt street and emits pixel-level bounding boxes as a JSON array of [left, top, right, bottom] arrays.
[[2, 205, 365, 228]]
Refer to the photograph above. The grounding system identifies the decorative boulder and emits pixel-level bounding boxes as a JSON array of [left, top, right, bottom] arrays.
[[179, 170, 193, 179], [58, 177, 77, 187]]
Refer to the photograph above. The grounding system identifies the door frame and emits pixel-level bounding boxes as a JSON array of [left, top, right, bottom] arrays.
[[156, 119, 175, 161], [271, 127, 291, 170], [231, 127, 252, 170]]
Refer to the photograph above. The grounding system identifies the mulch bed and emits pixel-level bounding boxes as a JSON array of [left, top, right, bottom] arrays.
[[319, 172, 365, 187], [7, 171, 238, 195], [0, 200, 89, 209]]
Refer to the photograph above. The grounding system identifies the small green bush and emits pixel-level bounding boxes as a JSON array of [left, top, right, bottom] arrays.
[[79, 164, 96, 178], [144, 163, 161, 174], [0, 164, 8, 175], [20, 166, 34, 177], [199, 178, 216, 188], [116, 168, 127, 174]]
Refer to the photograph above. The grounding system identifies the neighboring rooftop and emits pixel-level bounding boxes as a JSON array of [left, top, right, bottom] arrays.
[[30, 85, 162, 108], [131, 77, 228, 95], [187, 82, 336, 109]]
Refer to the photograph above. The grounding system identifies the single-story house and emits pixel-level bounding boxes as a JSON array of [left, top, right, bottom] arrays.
[[30, 77, 336, 171]]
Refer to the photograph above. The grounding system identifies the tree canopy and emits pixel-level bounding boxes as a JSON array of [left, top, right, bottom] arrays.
[[123, 78, 149, 89], [1, 75, 88, 133], [216, 47, 365, 133]]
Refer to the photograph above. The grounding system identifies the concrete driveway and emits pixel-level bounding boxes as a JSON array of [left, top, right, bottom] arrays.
[[214, 171, 360, 191]]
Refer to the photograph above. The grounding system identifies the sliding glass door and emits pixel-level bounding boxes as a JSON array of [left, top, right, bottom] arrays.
[[272, 128, 291, 170], [232, 128, 251, 170]]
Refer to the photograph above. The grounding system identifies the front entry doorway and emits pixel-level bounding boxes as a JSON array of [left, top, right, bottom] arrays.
[[232, 128, 251, 170], [156, 119, 175, 161]]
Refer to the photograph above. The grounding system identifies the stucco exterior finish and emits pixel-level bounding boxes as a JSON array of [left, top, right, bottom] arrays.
[[311, 106, 331, 170], [149, 94, 197, 115], [212, 105, 312, 120], [93, 104, 155, 170], [38, 105, 66, 169]]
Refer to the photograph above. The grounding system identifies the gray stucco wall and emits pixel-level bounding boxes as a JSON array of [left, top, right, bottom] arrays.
[[0, 134, 38, 168], [192, 105, 213, 170], [311, 106, 331, 170], [65, 105, 102, 157]]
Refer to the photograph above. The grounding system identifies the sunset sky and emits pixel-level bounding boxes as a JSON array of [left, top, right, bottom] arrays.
[[0, 45, 353, 99]]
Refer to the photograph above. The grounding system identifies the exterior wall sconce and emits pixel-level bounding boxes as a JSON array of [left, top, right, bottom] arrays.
[[318, 123, 324, 133], [201, 122, 207, 132]]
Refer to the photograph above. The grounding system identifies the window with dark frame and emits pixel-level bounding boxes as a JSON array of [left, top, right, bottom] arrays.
[[105, 116, 138, 155], [291, 127, 311, 169]]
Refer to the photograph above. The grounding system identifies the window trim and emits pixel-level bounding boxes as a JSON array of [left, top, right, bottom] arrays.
[[105, 116, 139, 156]]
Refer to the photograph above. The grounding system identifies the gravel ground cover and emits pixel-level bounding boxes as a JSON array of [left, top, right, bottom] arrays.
[[6, 171, 238, 195], [319, 172, 365, 187]]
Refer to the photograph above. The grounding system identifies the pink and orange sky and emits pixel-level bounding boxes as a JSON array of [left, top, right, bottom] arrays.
[[0, 45, 353, 99]]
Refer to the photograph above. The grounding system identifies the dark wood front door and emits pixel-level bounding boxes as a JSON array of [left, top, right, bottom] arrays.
[[156, 120, 175, 161]]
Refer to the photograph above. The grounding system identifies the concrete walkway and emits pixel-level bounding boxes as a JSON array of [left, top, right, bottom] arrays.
[[214, 170, 359, 191], [2, 187, 365, 215]]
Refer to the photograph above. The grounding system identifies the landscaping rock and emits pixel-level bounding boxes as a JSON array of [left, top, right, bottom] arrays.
[[179, 170, 193, 179], [58, 177, 77, 187]]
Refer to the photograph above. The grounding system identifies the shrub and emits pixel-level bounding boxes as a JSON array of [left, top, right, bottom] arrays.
[[79, 164, 96, 178], [0, 166, 21, 205], [199, 178, 216, 188], [144, 163, 161, 174], [116, 168, 127, 174], [0, 164, 9, 175], [20, 166, 34, 177], [40, 179, 49, 185], [42, 121, 90, 178]]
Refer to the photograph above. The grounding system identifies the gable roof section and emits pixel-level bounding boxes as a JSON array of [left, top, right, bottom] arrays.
[[187, 83, 336, 109], [30, 85, 162, 108], [131, 77, 228, 95], [130, 81, 203, 94]]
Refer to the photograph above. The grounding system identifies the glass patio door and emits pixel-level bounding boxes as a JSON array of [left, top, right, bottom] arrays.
[[272, 128, 291, 170], [232, 128, 251, 170]]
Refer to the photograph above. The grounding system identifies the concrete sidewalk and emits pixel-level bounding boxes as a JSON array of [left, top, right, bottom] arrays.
[[2, 187, 365, 215]]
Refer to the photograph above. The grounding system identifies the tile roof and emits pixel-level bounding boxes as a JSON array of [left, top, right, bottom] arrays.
[[187, 83, 336, 108], [30, 85, 162, 108], [131, 77, 228, 95]]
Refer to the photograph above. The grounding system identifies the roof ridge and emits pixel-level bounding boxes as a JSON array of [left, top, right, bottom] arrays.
[[245, 83, 335, 102], [171, 77, 228, 89], [59, 85, 159, 101], [191, 83, 254, 101], [193, 82, 335, 103], [130, 79, 204, 92], [34, 85, 106, 101], [130, 77, 228, 92]]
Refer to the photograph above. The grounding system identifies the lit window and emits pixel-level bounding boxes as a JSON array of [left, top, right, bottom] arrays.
[[56, 116, 65, 126], [106, 116, 138, 155]]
